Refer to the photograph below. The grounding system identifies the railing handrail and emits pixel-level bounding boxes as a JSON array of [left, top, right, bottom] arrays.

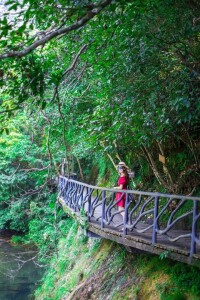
[[58, 176, 200, 263], [59, 176, 200, 201]]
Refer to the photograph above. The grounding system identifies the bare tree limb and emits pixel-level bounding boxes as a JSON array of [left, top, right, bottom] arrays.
[[76, 157, 84, 181], [62, 44, 87, 78], [56, 91, 70, 176], [157, 141, 174, 188], [141, 146, 175, 192], [51, 44, 87, 103], [19, 164, 50, 172], [39, 109, 55, 178]]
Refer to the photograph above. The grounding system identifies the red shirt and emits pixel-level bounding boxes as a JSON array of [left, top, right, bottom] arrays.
[[116, 176, 128, 207]]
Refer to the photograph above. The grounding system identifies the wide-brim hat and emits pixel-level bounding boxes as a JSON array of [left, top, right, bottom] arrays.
[[118, 161, 128, 169]]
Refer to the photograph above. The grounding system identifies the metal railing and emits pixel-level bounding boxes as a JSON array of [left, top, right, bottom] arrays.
[[58, 176, 200, 258]]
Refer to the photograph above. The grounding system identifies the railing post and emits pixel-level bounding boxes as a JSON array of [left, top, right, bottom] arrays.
[[152, 195, 159, 245], [66, 181, 69, 206], [77, 184, 83, 212], [87, 188, 92, 222], [69, 181, 73, 208], [123, 192, 129, 236], [58, 176, 61, 197], [84, 186, 88, 212], [58, 176, 61, 194], [80, 186, 84, 209], [63, 178, 68, 204], [74, 182, 78, 212], [101, 191, 106, 229], [190, 200, 198, 257]]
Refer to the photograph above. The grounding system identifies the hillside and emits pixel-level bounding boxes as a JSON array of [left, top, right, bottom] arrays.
[[35, 220, 200, 300]]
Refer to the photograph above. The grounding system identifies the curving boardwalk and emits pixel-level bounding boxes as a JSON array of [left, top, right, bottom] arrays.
[[58, 176, 200, 267]]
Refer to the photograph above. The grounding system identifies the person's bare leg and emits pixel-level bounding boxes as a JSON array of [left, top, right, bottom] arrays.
[[118, 206, 125, 220]]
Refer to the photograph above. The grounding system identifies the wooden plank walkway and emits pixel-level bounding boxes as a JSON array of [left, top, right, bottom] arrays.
[[58, 196, 200, 267]]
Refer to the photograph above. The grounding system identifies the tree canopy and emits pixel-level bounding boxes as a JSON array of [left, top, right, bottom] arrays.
[[0, 0, 199, 241]]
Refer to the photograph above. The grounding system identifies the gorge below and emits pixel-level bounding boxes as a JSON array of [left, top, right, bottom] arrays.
[[0, 231, 44, 300]]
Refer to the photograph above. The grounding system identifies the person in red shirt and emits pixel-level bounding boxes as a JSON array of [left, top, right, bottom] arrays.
[[114, 162, 129, 220]]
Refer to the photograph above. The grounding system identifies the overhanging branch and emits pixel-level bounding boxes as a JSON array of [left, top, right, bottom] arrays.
[[0, 0, 112, 59]]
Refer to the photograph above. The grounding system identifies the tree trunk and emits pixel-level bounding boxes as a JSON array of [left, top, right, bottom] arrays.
[[157, 141, 175, 191], [76, 157, 84, 181], [142, 146, 173, 192]]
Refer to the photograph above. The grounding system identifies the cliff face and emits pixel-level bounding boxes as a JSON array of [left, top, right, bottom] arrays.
[[35, 221, 200, 300]]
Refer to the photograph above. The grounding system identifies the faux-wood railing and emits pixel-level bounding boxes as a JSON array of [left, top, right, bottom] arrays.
[[58, 176, 200, 266]]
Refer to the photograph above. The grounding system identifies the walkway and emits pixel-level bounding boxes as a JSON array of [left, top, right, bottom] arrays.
[[58, 176, 200, 267]]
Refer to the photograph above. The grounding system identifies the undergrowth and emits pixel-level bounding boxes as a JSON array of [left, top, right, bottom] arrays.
[[35, 220, 200, 300]]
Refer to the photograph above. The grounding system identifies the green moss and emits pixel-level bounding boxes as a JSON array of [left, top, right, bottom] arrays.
[[161, 292, 186, 300], [35, 220, 200, 300], [35, 221, 106, 299]]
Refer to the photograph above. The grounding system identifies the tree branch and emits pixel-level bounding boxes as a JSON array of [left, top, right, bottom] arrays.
[[62, 45, 87, 78], [0, 106, 21, 115], [19, 164, 50, 173], [51, 44, 87, 103], [0, 0, 112, 59]]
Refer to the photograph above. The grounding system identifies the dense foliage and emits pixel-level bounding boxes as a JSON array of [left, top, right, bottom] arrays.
[[0, 0, 199, 263]]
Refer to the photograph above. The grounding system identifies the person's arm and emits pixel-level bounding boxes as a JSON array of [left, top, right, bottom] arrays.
[[114, 177, 125, 189], [113, 184, 123, 189]]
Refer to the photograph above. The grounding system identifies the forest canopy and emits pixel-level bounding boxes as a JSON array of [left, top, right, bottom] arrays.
[[0, 0, 199, 237]]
